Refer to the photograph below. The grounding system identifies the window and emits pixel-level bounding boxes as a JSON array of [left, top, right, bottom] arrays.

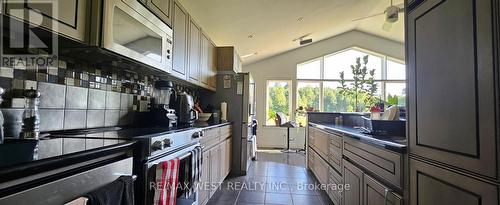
[[266, 80, 292, 126], [297, 59, 321, 79], [296, 82, 320, 126], [296, 47, 406, 116]]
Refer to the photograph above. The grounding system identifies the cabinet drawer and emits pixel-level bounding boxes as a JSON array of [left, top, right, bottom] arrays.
[[328, 133, 343, 173], [220, 125, 232, 140], [308, 127, 315, 146], [313, 128, 330, 160], [201, 128, 220, 149], [308, 147, 315, 169], [313, 150, 329, 185], [343, 138, 403, 189], [328, 167, 343, 205]]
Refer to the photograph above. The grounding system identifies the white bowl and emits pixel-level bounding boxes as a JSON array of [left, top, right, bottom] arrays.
[[197, 113, 212, 122]]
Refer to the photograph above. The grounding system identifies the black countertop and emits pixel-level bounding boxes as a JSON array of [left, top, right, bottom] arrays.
[[309, 122, 407, 153], [195, 122, 232, 129], [0, 122, 232, 179]]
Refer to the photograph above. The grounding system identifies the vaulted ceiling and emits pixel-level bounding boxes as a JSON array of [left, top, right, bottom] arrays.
[[178, 0, 404, 65]]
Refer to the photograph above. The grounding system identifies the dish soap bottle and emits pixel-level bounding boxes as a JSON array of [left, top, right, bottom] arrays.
[[20, 88, 41, 140], [0, 87, 4, 144]]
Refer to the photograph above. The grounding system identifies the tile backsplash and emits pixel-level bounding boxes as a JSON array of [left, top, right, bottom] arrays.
[[0, 58, 201, 137]]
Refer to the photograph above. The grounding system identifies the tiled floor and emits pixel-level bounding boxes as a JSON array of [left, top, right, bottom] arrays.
[[206, 151, 334, 205]]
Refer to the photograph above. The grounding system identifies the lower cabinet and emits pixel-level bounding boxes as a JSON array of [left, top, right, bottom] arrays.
[[342, 159, 403, 205], [199, 150, 211, 205], [410, 158, 498, 205], [209, 145, 220, 197], [343, 159, 363, 205], [364, 174, 402, 205], [199, 125, 233, 205]]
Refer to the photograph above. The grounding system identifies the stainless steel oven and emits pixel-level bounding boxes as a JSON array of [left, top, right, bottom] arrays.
[[101, 0, 173, 72], [143, 143, 200, 205]]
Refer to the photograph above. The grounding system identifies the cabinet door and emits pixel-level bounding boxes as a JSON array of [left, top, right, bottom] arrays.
[[209, 146, 220, 196], [5, 0, 88, 42], [200, 33, 210, 86], [208, 41, 217, 90], [363, 174, 402, 205], [219, 141, 227, 181], [225, 138, 233, 176], [343, 159, 363, 205], [171, 1, 188, 79], [199, 150, 210, 205], [188, 19, 201, 83], [145, 0, 172, 26], [407, 0, 497, 178], [410, 159, 498, 205]]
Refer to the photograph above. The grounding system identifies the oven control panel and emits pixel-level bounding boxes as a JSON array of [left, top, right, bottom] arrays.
[[149, 129, 202, 155]]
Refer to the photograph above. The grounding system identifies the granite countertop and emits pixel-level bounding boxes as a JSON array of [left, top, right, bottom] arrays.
[[309, 122, 407, 153]]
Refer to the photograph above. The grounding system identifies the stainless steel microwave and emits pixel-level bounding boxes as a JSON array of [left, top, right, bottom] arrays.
[[99, 0, 173, 72]]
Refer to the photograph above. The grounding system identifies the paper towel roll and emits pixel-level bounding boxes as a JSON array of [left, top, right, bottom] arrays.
[[221, 102, 227, 122]]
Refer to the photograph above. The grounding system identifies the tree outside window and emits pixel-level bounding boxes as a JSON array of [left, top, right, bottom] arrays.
[[266, 80, 291, 125]]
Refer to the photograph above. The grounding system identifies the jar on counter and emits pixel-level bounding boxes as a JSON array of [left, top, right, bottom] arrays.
[[20, 88, 41, 140], [0, 87, 4, 144]]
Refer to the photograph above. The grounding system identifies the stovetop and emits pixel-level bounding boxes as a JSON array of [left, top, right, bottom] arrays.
[[0, 125, 200, 169], [44, 125, 197, 139]]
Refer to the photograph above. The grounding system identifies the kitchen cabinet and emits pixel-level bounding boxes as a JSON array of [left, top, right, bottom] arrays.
[[219, 140, 226, 182], [217, 47, 243, 73], [407, 0, 498, 178], [198, 125, 232, 205], [209, 145, 220, 197], [199, 149, 211, 205], [343, 159, 363, 205], [224, 138, 232, 176], [171, 0, 188, 80], [141, 0, 173, 27], [200, 33, 210, 87], [308, 126, 405, 205], [409, 159, 498, 205], [363, 174, 402, 205], [208, 41, 218, 90], [343, 137, 403, 189], [188, 18, 201, 83], [4, 0, 88, 42], [328, 167, 343, 205]]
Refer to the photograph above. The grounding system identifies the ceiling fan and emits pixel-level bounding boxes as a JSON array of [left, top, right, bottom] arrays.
[[352, 0, 405, 31]]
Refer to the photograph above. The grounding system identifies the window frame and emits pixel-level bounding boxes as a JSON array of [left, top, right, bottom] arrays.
[[265, 79, 293, 126], [295, 47, 406, 113]]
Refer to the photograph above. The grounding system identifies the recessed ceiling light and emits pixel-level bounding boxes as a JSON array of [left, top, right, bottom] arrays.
[[241, 52, 258, 58]]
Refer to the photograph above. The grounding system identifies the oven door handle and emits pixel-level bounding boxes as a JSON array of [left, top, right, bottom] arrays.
[[147, 144, 200, 167], [178, 152, 192, 160]]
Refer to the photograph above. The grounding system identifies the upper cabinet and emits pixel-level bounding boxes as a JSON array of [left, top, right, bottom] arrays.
[[199, 32, 217, 91], [188, 18, 201, 83], [4, 0, 88, 42], [171, 1, 188, 79], [208, 41, 218, 89], [200, 33, 210, 86], [407, 0, 498, 179], [140, 0, 173, 27], [217, 47, 243, 73]]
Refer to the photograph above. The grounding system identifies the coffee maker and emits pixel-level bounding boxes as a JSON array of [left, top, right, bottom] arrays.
[[152, 81, 177, 128], [172, 92, 198, 126]]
